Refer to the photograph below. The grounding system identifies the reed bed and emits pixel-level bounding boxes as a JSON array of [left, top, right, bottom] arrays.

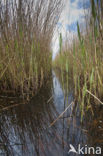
[[54, 0, 103, 117], [0, 0, 62, 99]]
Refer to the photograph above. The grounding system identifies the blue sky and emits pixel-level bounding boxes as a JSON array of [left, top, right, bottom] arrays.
[[52, 0, 90, 59]]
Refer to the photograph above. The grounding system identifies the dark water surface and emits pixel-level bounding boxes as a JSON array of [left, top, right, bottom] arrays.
[[0, 71, 103, 156]]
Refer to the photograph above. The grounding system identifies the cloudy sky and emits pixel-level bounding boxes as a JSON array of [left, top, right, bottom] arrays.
[[52, 0, 90, 59]]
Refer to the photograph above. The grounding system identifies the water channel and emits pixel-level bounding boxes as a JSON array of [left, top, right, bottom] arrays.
[[0, 71, 103, 156]]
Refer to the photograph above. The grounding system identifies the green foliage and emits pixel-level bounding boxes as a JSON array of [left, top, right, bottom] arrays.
[[59, 33, 63, 54], [91, 0, 96, 20], [77, 22, 82, 44]]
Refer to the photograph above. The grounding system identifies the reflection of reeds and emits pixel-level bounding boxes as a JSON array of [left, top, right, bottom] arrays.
[[53, 0, 103, 117], [85, 105, 103, 147], [0, 70, 103, 155], [0, 81, 59, 155], [0, 73, 88, 156], [0, 0, 62, 99]]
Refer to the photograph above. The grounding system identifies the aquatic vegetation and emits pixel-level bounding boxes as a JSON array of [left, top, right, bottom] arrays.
[[0, 0, 62, 99], [54, 0, 103, 116]]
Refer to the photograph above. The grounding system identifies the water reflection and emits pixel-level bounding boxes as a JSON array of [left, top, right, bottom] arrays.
[[0, 71, 103, 156]]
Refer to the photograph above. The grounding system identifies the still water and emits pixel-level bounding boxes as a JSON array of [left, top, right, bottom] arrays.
[[0, 71, 103, 156]]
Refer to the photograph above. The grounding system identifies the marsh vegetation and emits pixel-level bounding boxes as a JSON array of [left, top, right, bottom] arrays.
[[54, 0, 103, 118], [0, 1, 103, 155], [0, 0, 62, 100]]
